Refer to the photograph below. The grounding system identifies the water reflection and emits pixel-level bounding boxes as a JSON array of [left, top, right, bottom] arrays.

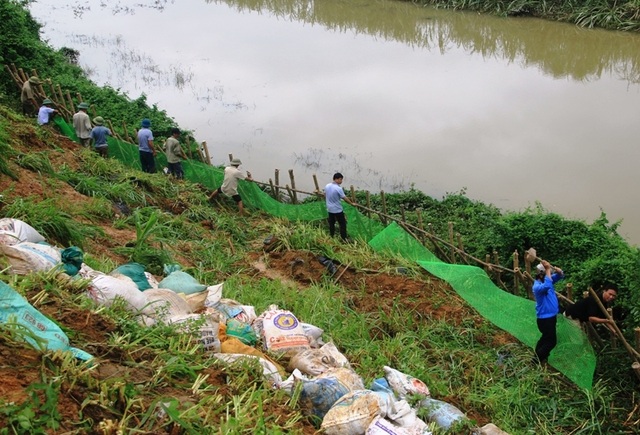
[[209, 0, 640, 83]]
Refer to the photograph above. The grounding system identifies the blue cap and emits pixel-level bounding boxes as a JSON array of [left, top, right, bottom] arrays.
[[141, 119, 151, 128]]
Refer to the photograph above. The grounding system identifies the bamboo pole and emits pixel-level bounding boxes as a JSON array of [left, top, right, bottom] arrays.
[[201, 141, 211, 165], [365, 191, 372, 219], [274, 169, 280, 199], [485, 254, 491, 274], [76, 92, 83, 103], [285, 185, 294, 203], [17, 67, 28, 84], [65, 90, 75, 113], [513, 250, 519, 294], [350, 185, 356, 203], [183, 135, 193, 159], [634, 328, 640, 353], [268, 179, 277, 199], [288, 169, 297, 204], [312, 174, 320, 194], [400, 205, 406, 224], [107, 120, 124, 142], [566, 283, 573, 301], [588, 287, 640, 361], [122, 120, 134, 144], [55, 84, 67, 111], [380, 191, 388, 225], [448, 222, 456, 264], [4, 65, 21, 90], [195, 141, 206, 163]]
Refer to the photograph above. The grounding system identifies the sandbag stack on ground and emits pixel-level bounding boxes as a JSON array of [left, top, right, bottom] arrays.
[[0, 218, 45, 245]]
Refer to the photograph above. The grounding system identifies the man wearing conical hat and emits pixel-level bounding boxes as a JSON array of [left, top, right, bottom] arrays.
[[208, 157, 253, 215], [37, 99, 57, 126], [73, 102, 92, 147], [89, 116, 111, 158], [21, 76, 41, 117]]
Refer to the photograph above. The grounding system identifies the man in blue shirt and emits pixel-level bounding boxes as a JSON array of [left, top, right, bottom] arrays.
[[324, 173, 355, 241], [137, 118, 156, 173], [90, 116, 111, 157], [532, 260, 564, 365]]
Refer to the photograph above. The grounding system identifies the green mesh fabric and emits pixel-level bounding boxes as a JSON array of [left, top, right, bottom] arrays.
[[53, 118, 595, 389], [369, 223, 595, 390]]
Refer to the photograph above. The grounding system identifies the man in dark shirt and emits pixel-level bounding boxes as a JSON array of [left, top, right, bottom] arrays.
[[565, 286, 617, 332]]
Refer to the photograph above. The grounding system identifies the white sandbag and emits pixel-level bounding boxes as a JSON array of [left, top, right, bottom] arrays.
[[0, 242, 61, 274], [384, 366, 430, 399], [476, 423, 511, 435], [204, 283, 223, 307], [213, 353, 283, 385], [253, 307, 310, 353], [144, 288, 192, 320], [0, 218, 45, 245], [386, 400, 431, 433], [144, 272, 160, 289], [321, 390, 395, 435], [167, 313, 221, 352], [418, 397, 468, 430], [85, 272, 152, 315], [185, 290, 207, 312], [301, 322, 325, 347], [366, 416, 432, 435], [297, 367, 365, 419], [288, 341, 351, 376]]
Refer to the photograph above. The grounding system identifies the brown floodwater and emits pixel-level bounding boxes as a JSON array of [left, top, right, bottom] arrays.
[[29, 0, 640, 244]]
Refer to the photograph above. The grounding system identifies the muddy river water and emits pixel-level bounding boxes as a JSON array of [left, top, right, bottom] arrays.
[[28, 0, 640, 244]]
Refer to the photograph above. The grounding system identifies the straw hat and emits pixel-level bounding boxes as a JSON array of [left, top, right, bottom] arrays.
[[28, 76, 41, 85], [93, 116, 104, 126], [229, 158, 242, 166]]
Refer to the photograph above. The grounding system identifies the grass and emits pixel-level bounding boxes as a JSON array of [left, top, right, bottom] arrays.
[[0, 104, 635, 434]]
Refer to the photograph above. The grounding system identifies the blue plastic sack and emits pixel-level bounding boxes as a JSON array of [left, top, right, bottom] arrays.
[[0, 280, 93, 361]]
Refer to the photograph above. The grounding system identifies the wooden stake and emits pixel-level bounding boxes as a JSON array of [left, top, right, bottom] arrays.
[[365, 191, 371, 218], [269, 179, 277, 200], [448, 222, 456, 264], [380, 191, 388, 225], [274, 169, 280, 199], [66, 90, 75, 113], [634, 328, 640, 353], [200, 141, 211, 165], [288, 169, 297, 204], [312, 174, 320, 194], [285, 185, 294, 203], [183, 135, 193, 159], [122, 120, 134, 144], [107, 119, 123, 142], [513, 250, 519, 294]]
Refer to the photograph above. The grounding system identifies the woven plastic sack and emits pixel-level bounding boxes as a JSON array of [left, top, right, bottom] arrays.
[[159, 270, 207, 295], [0, 242, 61, 274], [0, 218, 45, 246], [111, 263, 152, 291]]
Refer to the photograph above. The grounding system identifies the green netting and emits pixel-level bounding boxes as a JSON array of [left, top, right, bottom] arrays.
[[53, 117, 594, 389], [369, 223, 595, 390]]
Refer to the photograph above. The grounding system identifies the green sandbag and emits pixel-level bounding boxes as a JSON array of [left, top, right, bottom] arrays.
[[226, 318, 257, 345], [159, 270, 206, 295], [114, 262, 152, 291], [61, 246, 84, 276]]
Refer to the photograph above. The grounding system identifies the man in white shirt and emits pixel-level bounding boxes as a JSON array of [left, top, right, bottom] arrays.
[[208, 158, 253, 214], [324, 172, 355, 241]]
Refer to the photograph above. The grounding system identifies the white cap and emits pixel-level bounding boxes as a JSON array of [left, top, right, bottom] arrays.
[[536, 263, 545, 272]]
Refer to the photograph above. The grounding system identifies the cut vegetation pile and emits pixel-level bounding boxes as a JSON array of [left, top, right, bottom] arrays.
[[0, 105, 638, 434]]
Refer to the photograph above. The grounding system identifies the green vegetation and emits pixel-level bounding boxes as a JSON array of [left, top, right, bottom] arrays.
[[412, 0, 640, 31]]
